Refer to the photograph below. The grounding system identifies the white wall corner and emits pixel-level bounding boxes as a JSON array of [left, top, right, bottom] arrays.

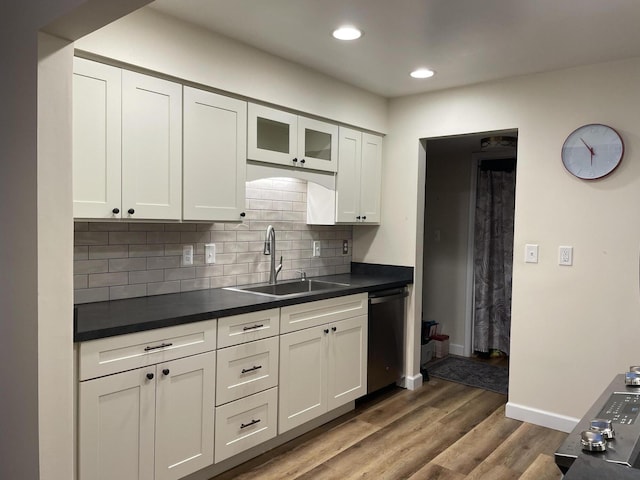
[[449, 343, 465, 357], [505, 401, 579, 433], [398, 373, 423, 390]]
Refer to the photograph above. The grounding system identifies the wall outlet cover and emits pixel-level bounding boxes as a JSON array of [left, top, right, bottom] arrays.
[[342, 240, 348, 254], [205, 243, 216, 264]]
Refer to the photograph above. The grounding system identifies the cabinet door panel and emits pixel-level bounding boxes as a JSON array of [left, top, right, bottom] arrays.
[[248, 103, 297, 166], [335, 127, 362, 222], [183, 87, 246, 221], [359, 133, 382, 224], [327, 315, 368, 410], [122, 71, 182, 220], [78, 368, 155, 480], [279, 327, 327, 433], [155, 351, 216, 480], [72, 58, 122, 219], [297, 116, 338, 172]]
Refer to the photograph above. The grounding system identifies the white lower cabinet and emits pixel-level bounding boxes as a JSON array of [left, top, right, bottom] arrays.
[[279, 314, 367, 433], [77, 296, 369, 478], [78, 351, 216, 480], [214, 387, 278, 463]]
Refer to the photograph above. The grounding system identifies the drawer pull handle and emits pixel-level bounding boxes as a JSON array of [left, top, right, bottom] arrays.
[[241, 365, 263, 374], [243, 324, 264, 331], [240, 419, 261, 429], [144, 342, 173, 352]]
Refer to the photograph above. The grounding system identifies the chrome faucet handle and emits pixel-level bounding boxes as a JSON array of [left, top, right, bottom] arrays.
[[296, 270, 307, 281]]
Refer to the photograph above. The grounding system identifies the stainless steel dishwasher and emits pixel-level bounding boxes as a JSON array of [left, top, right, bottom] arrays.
[[367, 287, 407, 393]]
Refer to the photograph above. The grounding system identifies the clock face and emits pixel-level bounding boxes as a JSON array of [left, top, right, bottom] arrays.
[[561, 124, 624, 180]]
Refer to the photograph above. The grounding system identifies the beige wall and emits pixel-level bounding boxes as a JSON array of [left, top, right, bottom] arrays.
[[74, 8, 388, 134], [372, 57, 640, 430], [2, 2, 147, 479]]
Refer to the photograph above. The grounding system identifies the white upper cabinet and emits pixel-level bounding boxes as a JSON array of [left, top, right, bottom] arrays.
[[248, 103, 338, 172], [73, 57, 122, 219], [336, 128, 382, 224], [183, 87, 247, 221], [73, 59, 183, 221], [121, 71, 182, 221]]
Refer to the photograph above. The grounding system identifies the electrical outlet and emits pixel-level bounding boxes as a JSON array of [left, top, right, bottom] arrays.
[[342, 240, 349, 255], [182, 245, 194, 266], [205, 243, 216, 264], [313, 241, 321, 257], [559, 246, 573, 266]]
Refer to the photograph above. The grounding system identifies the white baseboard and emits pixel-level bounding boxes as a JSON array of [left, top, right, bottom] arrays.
[[449, 343, 464, 356], [506, 401, 579, 433], [399, 373, 423, 390]]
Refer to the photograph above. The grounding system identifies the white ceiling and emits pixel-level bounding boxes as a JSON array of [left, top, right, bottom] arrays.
[[149, 0, 640, 98]]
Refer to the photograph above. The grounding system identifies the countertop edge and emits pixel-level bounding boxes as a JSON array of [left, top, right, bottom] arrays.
[[74, 268, 413, 342]]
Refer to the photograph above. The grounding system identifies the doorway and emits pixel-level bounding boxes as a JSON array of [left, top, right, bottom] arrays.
[[422, 130, 517, 360]]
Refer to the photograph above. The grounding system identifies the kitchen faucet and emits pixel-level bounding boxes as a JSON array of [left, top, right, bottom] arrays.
[[263, 225, 282, 284]]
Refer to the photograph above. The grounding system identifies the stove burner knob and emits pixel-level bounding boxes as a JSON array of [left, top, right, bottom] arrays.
[[590, 418, 615, 440], [625, 371, 640, 386], [581, 430, 607, 452]]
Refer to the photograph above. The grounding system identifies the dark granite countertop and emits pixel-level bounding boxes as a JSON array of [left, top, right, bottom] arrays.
[[74, 263, 413, 342]]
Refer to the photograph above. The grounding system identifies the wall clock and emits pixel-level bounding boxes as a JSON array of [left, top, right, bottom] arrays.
[[561, 124, 624, 180]]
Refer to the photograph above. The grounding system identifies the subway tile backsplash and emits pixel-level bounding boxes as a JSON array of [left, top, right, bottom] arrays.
[[74, 178, 352, 304]]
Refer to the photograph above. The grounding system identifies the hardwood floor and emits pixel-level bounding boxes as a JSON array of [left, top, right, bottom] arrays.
[[211, 375, 567, 480]]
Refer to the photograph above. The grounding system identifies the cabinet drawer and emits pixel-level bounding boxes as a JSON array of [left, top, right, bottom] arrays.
[[79, 319, 217, 381], [217, 309, 279, 348], [216, 337, 279, 405], [280, 293, 368, 334], [214, 387, 278, 463]]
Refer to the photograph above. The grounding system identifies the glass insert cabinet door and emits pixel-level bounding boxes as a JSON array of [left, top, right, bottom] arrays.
[[248, 103, 338, 173]]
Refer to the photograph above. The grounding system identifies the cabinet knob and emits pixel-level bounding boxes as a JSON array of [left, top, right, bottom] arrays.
[[240, 212, 246, 218], [362, 216, 367, 220], [292, 158, 298, 163], [300, 159, 305, 164], [332, 326, 337, 332], [112, 208, 120, 214], [356, 216, 361, 220], [162, 368, 170, 376], [146, 373, 154, 380], [128, 208, 135, 215], [324, 329, 329, 334]]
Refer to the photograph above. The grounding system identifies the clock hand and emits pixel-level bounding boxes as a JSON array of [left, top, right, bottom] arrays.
[[580, 137, 595, 165]]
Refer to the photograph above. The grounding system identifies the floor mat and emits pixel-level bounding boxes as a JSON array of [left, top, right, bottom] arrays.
[[426, 355, 509, 395]]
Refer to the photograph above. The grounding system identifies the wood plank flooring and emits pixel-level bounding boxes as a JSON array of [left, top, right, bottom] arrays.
[[211, 375, 568, 480]]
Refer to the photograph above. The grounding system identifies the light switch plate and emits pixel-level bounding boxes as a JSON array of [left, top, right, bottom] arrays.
[[525, 244, 539, 263], [313, 241, 321, 257]]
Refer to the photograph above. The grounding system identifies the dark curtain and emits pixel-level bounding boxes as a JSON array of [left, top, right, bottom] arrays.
[[473, 167, 515, 355]]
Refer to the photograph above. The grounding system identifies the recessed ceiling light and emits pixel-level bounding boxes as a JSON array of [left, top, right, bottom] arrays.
[[410, 68, 435, 79], [332, 26, 362, 41]]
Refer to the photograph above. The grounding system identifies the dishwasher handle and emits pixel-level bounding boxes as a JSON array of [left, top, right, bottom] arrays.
[[368, 288, 408, 305]]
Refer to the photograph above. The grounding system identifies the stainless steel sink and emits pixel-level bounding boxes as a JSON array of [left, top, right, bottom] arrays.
[[224, 279, 350, 298]]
